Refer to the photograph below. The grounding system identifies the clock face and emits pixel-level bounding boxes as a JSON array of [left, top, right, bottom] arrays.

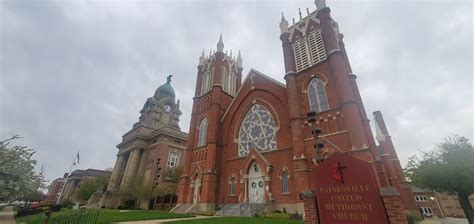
[[164, 104, 172, 113]]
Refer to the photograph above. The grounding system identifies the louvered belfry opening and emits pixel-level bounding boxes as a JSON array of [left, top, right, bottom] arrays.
[[293, 28, 327, 72]]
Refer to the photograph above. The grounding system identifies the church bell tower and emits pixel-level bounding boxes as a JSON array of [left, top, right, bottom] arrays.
[[177, 35, 243, 210]]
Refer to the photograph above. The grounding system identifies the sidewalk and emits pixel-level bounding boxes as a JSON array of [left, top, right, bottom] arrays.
[[0, 206, 17, 224], [117, 215, 218, 224]]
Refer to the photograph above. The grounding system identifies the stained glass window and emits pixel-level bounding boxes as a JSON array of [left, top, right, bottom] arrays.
[[308, 78, 329, 113], [198, 117, 208, 147], [238, 104, 277, 156], [281, 171, 289, 193], [230, 176, 236, 196]]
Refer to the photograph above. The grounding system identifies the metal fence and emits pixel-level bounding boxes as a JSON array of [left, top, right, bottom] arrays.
[[47, 209, 100, 224]]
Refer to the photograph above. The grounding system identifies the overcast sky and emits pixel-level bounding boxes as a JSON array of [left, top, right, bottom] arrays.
[[1, 0, 472, 185]]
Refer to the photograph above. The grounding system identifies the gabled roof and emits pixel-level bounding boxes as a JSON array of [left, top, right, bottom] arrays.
[[220, 68, 286, 122]]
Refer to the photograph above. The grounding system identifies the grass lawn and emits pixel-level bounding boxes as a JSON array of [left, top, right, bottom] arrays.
[[16, 208, 193, 223], [169, 216, 305, 224]]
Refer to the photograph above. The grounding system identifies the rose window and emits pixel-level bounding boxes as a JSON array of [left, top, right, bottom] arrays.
[[238, 104, 277, 156]]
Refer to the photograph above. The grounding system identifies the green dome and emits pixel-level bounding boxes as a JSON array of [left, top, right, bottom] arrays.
[[154, 76, 175, 99]]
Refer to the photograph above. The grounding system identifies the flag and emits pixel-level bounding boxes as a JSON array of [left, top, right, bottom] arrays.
[[73, 151, 80, 165]]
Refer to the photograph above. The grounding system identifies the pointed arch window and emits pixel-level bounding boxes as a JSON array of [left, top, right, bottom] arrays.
[[201, 67, 214, 95], [281, 171, 289, 193], [197, 117, 208, 147], [221, 65, 236, 96], [238, 104, 277, 156], [229, 176, 236, 196], [307, 78, 329, 113]]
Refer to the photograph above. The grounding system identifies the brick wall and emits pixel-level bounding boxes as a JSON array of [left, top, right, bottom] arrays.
[[300, 191, 319, 224], [380, 187, 408, 224]]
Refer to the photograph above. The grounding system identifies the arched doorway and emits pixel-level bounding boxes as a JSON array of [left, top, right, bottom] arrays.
[[248, 161, 264, 204], [193, 175, 201, 205]]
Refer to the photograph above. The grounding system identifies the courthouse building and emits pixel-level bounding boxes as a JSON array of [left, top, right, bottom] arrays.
[[60, 169, 111, 205], [173, 0, 419, 218], [100, 77, 188, 208], [45, 174, 67, 204]]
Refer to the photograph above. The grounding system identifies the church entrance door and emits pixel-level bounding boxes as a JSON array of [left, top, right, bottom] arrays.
[[193, 175, 201, 205], [248, 161, 264, 204]]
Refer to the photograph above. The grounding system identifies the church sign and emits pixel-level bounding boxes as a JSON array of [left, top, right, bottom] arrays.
[[313, 153, 389, 224]]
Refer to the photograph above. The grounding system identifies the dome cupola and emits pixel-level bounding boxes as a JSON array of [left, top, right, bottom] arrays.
[[154, 75, 175, 99]]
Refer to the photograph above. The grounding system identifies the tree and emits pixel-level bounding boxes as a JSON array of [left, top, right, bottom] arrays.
[[0, 135, 45, 202], [154, 166, 183, 197], [19, 191, 47, 206], [75, 176, 110, 200], [405, 135, 474, 224], [119, 176, 150, 208]]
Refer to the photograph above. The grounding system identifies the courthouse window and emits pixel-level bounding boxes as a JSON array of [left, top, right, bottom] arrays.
[[307, 78, 329, 113], [167, 152, 179, 167], [198, 117, 208, 147], [238, 104, 277, 156]]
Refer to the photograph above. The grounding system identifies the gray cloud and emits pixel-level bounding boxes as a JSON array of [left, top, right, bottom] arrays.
[[1, 0, 472, 184]]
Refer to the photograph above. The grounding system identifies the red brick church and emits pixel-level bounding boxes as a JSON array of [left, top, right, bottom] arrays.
[[172, 0, 419, 220]]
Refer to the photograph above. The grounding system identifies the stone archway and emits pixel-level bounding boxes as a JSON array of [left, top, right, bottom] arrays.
[[248, 160, 265, 204]]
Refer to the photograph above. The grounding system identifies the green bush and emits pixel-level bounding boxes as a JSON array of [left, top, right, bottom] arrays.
[[123, 200, 135, 210], [406, 214, 421, 224], [261, 212, 290, 220], [59, 199, 74, 207]]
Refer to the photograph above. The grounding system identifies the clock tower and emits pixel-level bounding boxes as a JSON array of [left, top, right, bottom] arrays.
[[137, 75, 182, 130], [99, 76, 188, 209]]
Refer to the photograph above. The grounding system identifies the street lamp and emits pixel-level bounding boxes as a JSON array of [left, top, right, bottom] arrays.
[[307, 111, 324, 165]]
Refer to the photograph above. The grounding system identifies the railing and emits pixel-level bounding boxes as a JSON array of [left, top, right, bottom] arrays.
[[47, 209, 100, 224], [250, 195, 264, 216], [239, 195, 264, 217]]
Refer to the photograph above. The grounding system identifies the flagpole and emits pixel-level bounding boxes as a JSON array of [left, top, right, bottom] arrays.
[[56, 151, 79, 205]]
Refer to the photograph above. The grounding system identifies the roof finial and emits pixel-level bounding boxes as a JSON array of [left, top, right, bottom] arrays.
[[292, 18, 296, 26], [306, 8, 310, 16], [217, 34, 224, 52], [298, 8, 303, 21], [167, 75, 173, 84], [236, 50, 242, 67], [279, 13, 289, 33], [199, 49, 205, 65]]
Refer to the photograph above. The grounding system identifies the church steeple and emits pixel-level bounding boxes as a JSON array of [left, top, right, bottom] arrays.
[[236, 51, 243, 67], [199, 49, 205, 65], [279, 13, 289, 34], [195, 35, 241, 97], [217, 34, 224, 52]]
